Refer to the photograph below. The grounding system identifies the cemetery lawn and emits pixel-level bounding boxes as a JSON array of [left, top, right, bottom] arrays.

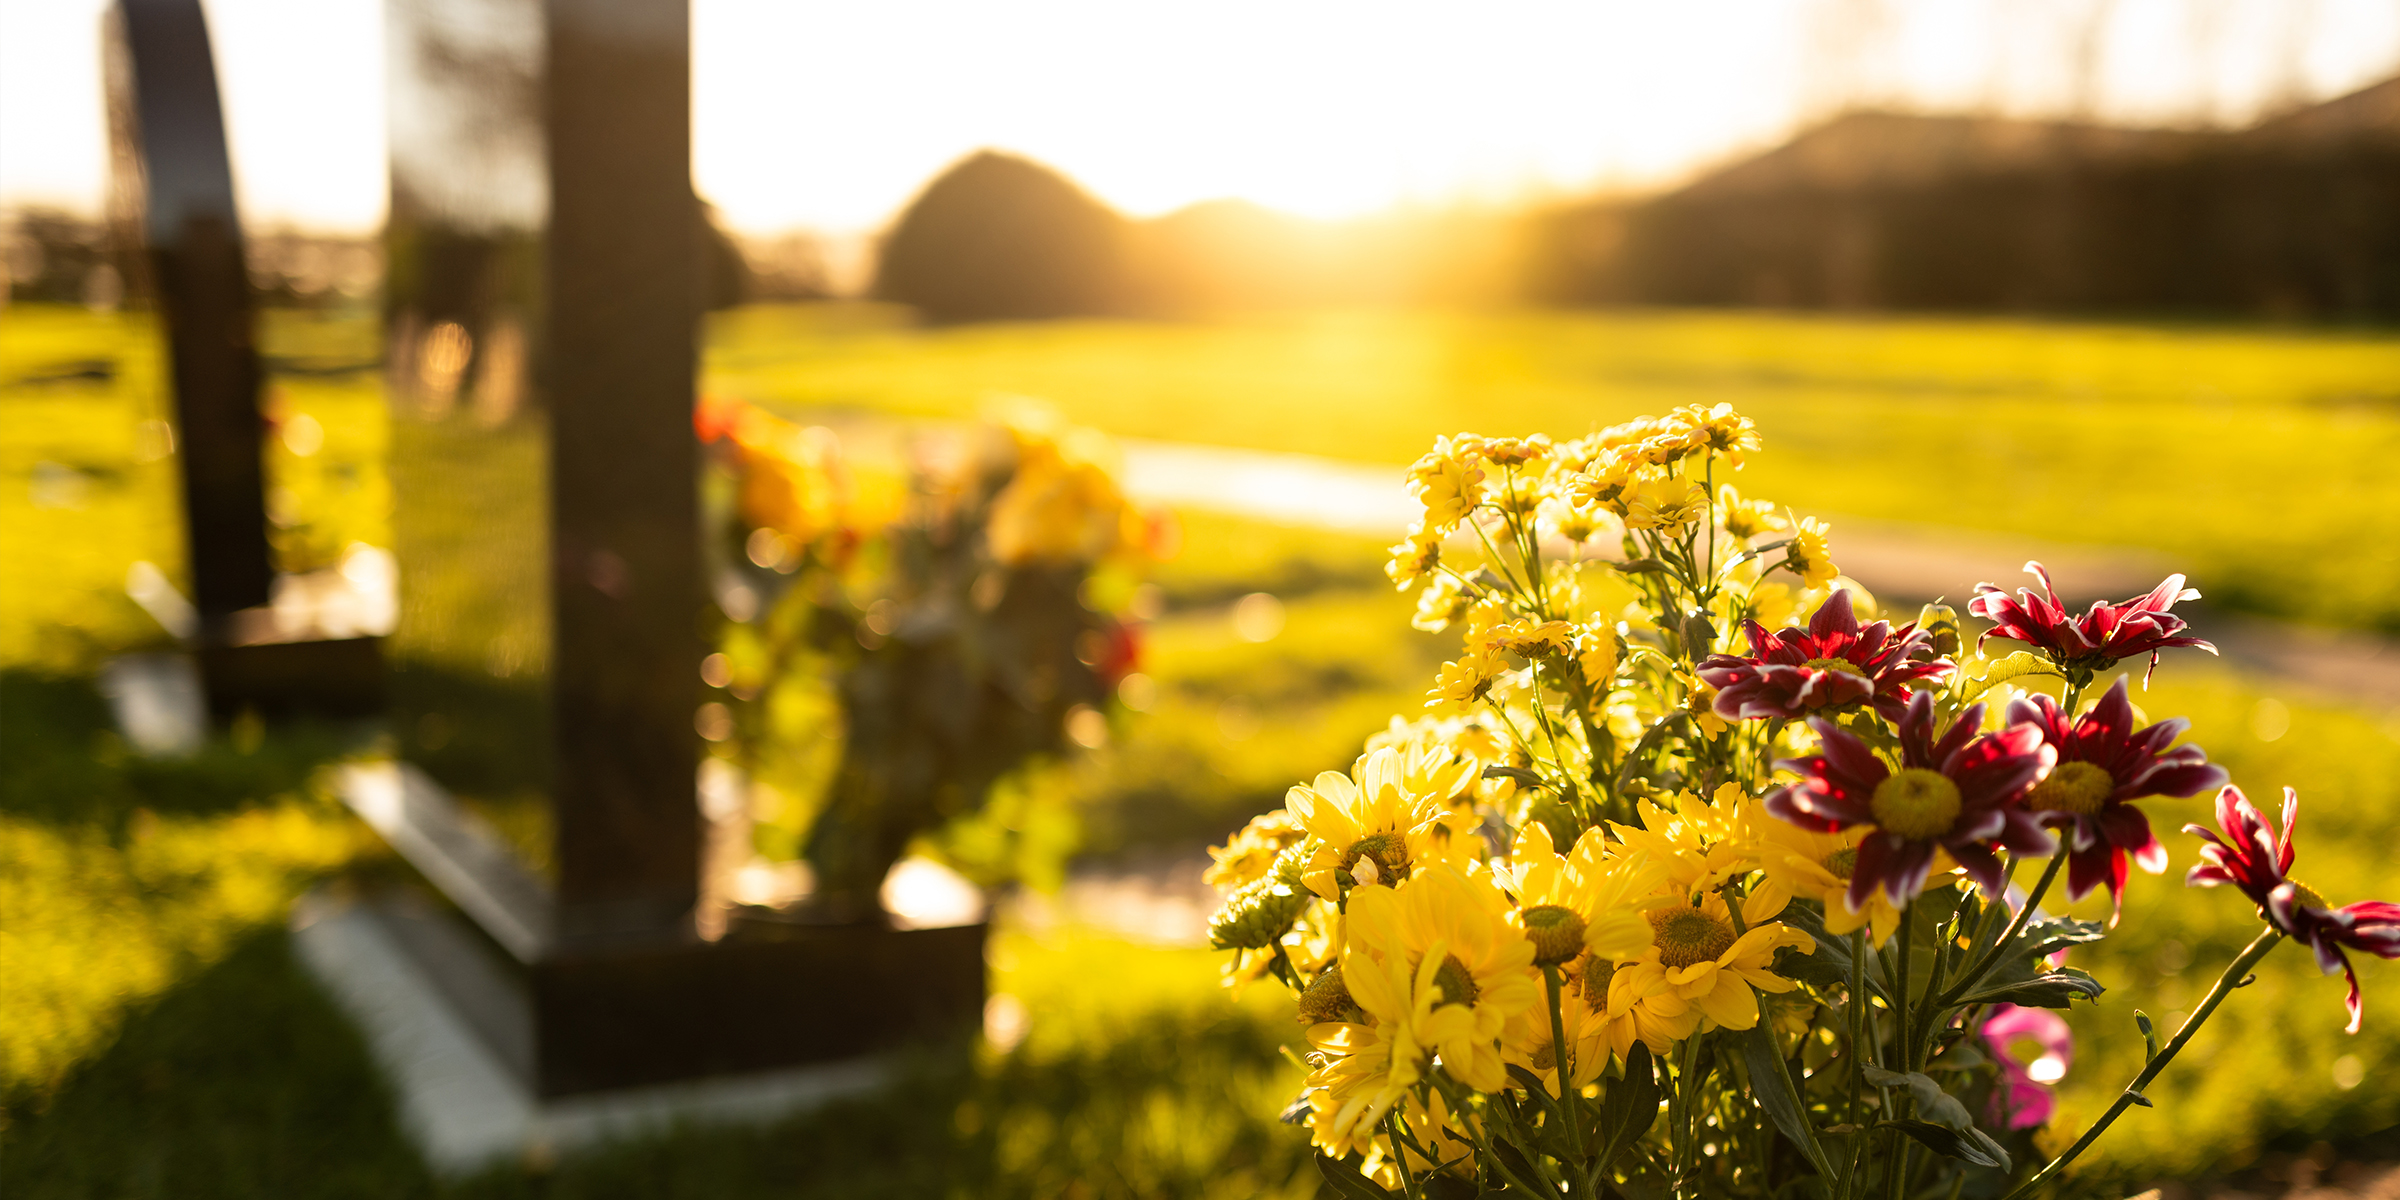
[[6, 302, 2400, 1187]]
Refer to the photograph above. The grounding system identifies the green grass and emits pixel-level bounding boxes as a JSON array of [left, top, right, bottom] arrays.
[[704, 303, 2400, 634]]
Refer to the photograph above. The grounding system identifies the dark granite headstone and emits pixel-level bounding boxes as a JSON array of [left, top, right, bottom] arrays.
[[104, 0, 384, 720], [373, 0, 983, 1098]]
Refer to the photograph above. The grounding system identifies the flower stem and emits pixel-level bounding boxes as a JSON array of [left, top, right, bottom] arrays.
[[1843, 927, 1870, 1200], [1544, 963, 1588, 1162], [1883, 903, 1916, 1200], [1938, 847, 2069, 1009], [1998, 926, 2283, 1200]]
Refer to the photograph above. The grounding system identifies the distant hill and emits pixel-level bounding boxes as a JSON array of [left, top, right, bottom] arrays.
[[1534, 74, 2400, 319], [871, 151, 1134, 322]]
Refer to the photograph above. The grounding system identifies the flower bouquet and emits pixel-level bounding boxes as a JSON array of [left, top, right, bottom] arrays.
[[697, 398, 1159, 921], [1203, 407, 2400, 1199]]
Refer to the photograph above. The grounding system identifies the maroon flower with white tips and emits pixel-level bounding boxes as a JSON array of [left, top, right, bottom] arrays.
[[1699, 590, 1952, 724], [2187, 785, 2400, 1034], [1766, 692, 2056, 912], [2007, 677, 2229, 911], [1968, 561, 2216, 685]]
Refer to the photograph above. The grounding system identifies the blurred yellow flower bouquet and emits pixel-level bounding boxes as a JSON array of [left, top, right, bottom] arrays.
[[698, 397, 1161, 920], [1206, 407, 2400, 1200]]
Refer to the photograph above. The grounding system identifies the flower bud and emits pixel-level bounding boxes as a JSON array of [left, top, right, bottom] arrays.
[[1917, 602, 1962, 658], [1206, 845, 1309, 950]]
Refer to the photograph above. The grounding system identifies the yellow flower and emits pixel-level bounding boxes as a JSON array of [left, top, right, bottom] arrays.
[[1486, 618, 1576, 660], [1385, 524, 1443, 588], [1506, 823, 1671, 967], [1290, 746, 1481, 901], [1609, 785, 1764, 896], [1348, 866, 1541, 1092], [1204, 808, 1307, 891], [731, 415, 846, 547], [1575, 625, 1621, 690], [1566, 447, 1640, 511], [1407, 435, 1486, 533], [1478, 434, 1553, 466], [1665, 402, 1762, 468], [1622, 476, 1709, 530], [1784, 516, 1838, 590], [1716, 483, 1783, 541], [986, 422, 1131, 566], [1410, 573, 1473, 633], [1757, 819, 1956, 946], [1304, 1016, 1422, 1161], [1572, 884, 1813, 1073], [1425, 642, 1509, 713], [1747, 579, 1800, 630]]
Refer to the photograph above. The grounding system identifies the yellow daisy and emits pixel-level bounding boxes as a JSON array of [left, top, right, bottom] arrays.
[[1349, 866, 1542, 1093], [1290, 746, 1481, 901]]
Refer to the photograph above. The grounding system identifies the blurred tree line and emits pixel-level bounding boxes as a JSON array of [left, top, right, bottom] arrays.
[[878, 76, 2400, 324], [15, 70, 2398, 325]]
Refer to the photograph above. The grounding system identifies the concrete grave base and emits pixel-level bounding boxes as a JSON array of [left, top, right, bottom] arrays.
[[290, 888, 892, 1175]]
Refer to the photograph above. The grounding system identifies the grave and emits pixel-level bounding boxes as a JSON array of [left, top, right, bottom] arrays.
[[307, 0, 986, 1171], [102, 0, 386, 729]]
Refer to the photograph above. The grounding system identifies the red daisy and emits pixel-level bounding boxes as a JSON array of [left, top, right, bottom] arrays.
[[1967, 561, 2216, 685], [1698, 589, 1952, 724], [2186, 786, 2400, 1033], [1766, 691, 2056, 912], [2006, 677, 2229, 910]]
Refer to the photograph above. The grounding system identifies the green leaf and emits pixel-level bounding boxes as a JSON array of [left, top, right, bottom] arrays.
[[1593, 1042, 1663, 1190], [1957, 651, 2061, 702], [1616, 558, 1671, 575], [1881, 1120, 2012, 1170], [1953, 967, 2105, 1009], [1316, 1153, 1397, 1200], [1861, 1068, 2013, 1171], [1741, 1024, 1835, 1178], [2136, 1010, 2161, 1062]]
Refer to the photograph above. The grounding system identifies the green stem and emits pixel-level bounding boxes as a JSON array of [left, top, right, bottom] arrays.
[[1883, 902, 1917, 1200], [1543, 964, 1588, 1162], [1843, 928, 1870, 1200], [1998, 927, 2283, 1200], [1938, 848, 2068, 1009]]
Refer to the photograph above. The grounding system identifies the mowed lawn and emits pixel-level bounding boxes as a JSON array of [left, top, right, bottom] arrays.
[[5, 301, 2400, 1191], [708, 303, 2400, 634]]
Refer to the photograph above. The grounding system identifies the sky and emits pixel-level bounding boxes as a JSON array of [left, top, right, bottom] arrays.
[[4, 0, 2399, 237]]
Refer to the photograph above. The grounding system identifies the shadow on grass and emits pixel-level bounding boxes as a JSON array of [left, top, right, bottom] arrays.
[[0, 670, 364, 828], [4, 922, 1312, 1199], [0, 929, 432, 1198]]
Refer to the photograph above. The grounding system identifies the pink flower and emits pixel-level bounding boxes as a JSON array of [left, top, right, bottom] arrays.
[[1967, 562, 2216, 685], [1981, 1004, 2073, 1130], [1766, 692, 2056, 912], [1698, 590, 1951, 723], [2006, 677, 2229, 912], [2186, 786, 2400, 1033]]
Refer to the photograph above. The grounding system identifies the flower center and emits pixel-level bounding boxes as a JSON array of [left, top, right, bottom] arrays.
[[1297, 964, 1362, 1025], [1821, 846, 1858, 880], [1431, 954, 1481, 1007], [1339, 833, 1411, 887], [1870, 768, 1962, 840], [1647, 905, 1737, 969], [1521, 904, 1589, 966], [1802, 656, 1866, 678], [2027, 760, 2113, 817], [1579, 954, 1621, 1005], [2289, 880, 2331, 910]]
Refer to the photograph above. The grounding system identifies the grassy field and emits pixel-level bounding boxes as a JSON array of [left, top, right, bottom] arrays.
[[6, 301, 2400, 1191], [707, 303, 2400, 634]]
